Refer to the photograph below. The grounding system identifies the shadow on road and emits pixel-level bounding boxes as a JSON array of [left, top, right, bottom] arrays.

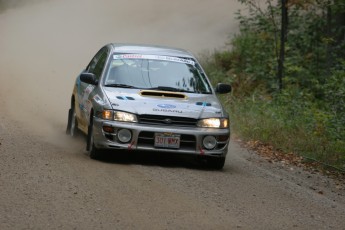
[[88, 149, 224, 171], [70, 132, 228, 171]]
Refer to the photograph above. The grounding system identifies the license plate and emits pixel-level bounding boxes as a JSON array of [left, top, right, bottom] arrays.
[[154, 133, 180, 149]]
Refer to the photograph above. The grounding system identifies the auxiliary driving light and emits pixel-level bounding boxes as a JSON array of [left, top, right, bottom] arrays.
[[117, 129, 132, 143], [203, 136, 217, 150]]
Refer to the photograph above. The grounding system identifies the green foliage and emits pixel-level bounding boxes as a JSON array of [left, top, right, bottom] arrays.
[[226, 96, 345, 168], [202, 0, 345, 170]]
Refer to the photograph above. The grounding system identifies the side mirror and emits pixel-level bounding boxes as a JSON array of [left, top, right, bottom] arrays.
[[80, 73, 98, 85], [215, 83, 231, 94]]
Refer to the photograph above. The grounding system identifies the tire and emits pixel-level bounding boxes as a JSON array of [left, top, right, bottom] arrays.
[[66, 107, 78, 137], [87, 120, 100, 159], [207, 156, 226, 170]]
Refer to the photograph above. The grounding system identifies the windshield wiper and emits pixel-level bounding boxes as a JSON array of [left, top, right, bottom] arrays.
[[104, 84, 137, 89], [148, 86, 194, 93]]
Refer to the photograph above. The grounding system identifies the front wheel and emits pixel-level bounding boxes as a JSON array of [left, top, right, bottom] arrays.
[[207, 156, 226, 170], [87, 121, 101, 159]]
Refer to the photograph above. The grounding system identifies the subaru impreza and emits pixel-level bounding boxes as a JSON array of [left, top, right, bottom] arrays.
[[66, 43, 231, 169]]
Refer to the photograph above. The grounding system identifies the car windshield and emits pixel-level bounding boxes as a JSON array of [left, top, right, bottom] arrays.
[[103, 54, 212, 94]]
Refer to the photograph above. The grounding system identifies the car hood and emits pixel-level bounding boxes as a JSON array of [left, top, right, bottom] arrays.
[[103, 88, 225, 119]]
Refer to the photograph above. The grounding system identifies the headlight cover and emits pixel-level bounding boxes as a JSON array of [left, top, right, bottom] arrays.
[[102, 110, 113, 120], [197, 118, 229, 128], [114, 111, 138, 122], [102, 110, 138, 123]]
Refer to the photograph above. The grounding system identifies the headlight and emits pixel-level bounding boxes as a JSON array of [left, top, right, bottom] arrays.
[[197, 118, 229, 128], [102, 110, 138, 122], [114, 111, 138, 122]]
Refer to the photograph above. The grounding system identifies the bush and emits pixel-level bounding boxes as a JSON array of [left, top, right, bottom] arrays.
[[202, 0, 345, 170]]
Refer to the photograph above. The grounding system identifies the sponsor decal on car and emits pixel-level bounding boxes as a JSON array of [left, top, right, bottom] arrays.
[[153, 108, 182, 113], [93, 94, 104, 104], [113, 54, 195, 65], [79, 85, 95, 115], [157, 104, 176, 109], [196, 102, 212, 107], [116, 96, 135, 100]]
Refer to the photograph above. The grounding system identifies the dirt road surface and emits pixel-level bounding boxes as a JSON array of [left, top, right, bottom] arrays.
[[0, 0, 344, 229]]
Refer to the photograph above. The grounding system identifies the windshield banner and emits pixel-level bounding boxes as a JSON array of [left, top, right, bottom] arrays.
[[113, 54, 195, 65]]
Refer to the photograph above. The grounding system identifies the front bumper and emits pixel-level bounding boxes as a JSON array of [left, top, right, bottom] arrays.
[[92, 117, 230, 157]]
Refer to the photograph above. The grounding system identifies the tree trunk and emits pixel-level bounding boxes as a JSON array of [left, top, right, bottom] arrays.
[[277, 0, 288, 91]]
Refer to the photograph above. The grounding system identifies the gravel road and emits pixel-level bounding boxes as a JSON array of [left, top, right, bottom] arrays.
[[0, 1, 344, 229]]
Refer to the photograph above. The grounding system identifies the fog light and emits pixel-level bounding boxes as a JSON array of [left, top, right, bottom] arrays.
[[117, 129, 132, 143], [203, 136, 217, 150]]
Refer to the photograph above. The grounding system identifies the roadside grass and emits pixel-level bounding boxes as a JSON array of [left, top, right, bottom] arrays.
[[199, 49, 345, 173], [223, 97, 345, 171]]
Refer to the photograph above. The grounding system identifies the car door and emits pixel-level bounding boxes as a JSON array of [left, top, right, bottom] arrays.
[[77, 47, 109, 129]]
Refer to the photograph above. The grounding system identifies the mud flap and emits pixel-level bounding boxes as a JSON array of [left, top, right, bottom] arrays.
[[66, 108, 72, 134]]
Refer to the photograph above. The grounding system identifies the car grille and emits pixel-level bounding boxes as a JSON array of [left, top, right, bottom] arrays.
[[137, 131, 196, 151], [138, 115, 197, 127]]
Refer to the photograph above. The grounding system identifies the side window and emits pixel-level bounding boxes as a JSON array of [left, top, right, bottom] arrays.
[[86, 47, 109, 80], [86, 50, 102, 73], [93, 51, 108, 80]]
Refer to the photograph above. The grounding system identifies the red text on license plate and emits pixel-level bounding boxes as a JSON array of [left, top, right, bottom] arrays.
[[154, 133, 180, 149]]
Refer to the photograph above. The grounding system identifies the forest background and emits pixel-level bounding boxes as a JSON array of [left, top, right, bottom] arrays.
[[202, 0, 345, 171]]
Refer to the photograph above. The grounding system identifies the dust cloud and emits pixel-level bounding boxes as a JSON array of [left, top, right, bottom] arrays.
[[0, 0, 243, 145]]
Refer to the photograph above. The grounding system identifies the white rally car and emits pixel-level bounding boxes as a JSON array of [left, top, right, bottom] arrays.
[[66, 43, 231, 169]]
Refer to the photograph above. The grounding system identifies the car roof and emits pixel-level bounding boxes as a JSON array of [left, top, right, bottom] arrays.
[[108, 43, 195, 58]]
